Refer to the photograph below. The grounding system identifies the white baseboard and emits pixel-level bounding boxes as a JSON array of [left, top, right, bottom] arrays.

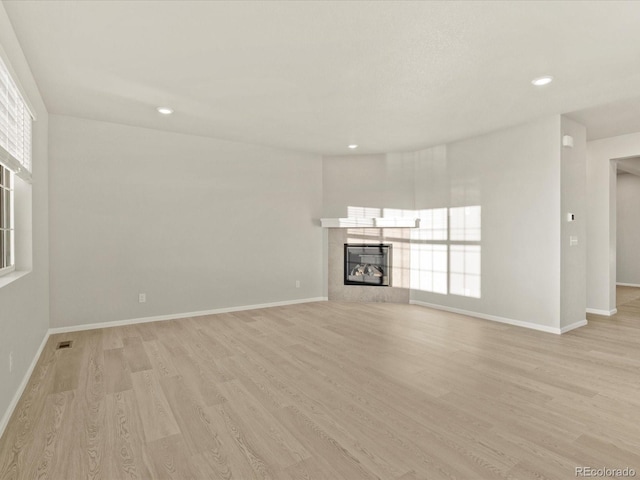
[[560, 319, 588, 333], [586, 307, 617, 316], [409, 300, 569, 335], [49, 297, 329, 334], [0, 331, 50, 440], [616, 282, 640, 288]]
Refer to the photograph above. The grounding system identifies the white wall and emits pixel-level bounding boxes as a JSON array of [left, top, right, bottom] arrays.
[[49, 115, 323, 328], [616, 172, 640, 286], [587, 132, 640, 313], [0, 2, 49, 432], [411, 117, 563, 329], [324, 117, 574, 330], [560, 117, 587, 328], [322, 153, 415, 217]]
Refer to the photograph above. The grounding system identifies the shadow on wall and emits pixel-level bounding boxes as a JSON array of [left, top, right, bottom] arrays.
[[346, 205, 482, 299]]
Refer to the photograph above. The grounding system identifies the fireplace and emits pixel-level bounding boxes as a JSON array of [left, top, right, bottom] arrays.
[[344, 244, 391, 286]]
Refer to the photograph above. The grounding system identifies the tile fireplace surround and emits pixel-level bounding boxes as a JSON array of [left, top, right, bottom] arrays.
[[328, 228, 410, 303]]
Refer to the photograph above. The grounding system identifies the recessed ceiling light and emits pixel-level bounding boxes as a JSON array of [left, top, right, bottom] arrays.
[[531, 76, 553, 87], [157, 106, 174, 115], [348, 144, 358, 149]]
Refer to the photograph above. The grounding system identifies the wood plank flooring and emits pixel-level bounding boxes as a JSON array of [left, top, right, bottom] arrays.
[[1, 291, 640, 479], [617, 285, 640, 307]]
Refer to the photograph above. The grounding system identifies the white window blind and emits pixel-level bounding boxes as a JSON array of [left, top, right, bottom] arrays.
[[0, 56, 32, 181]]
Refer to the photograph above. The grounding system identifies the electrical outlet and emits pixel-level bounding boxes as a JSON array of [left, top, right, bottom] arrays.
[[295, 280, 300, 288], [9, 352, 13, 373], [138, 293, 146, 303]]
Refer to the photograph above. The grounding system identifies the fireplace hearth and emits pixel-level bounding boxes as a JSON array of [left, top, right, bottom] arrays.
[[344, 244, 391, 286]]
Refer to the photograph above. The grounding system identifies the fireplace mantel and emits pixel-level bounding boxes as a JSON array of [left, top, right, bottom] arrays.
[[320, 218, 420, 228]]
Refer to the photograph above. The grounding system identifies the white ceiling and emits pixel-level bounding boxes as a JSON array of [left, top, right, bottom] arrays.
[[5, 0, 640, 155], [566, 97, 640, 141]]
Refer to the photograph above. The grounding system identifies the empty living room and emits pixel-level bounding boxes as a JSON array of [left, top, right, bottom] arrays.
[[2, 1, 640, 479]]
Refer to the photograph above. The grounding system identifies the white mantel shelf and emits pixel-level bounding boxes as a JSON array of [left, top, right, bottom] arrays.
[[320, 218, 420, 228]]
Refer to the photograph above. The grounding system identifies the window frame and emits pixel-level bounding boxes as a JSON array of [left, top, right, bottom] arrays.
[[0, 163, 15, 277], [0, 54, 33, 280]]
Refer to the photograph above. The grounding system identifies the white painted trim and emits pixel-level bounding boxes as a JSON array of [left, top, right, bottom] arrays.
[[49, 297, 329, 334], [409, 300, 564, 334], [616, 282, 640, 288], [586, 307, 618, 316], [0, 269, 29, 289], [373, 217, 420, 228], [560, 319, 588, 333], [0, 330, 50, 440], [321, 217, 374, 228], [320, 217, 419, 228]]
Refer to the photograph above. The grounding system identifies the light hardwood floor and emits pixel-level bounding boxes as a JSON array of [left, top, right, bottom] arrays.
[[616, 285, 640, 307], [1, 291, 640, 479]]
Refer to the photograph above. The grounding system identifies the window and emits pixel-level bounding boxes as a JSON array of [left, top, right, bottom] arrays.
[[0, 55, 33, 277], [0, 164, 13, 274]]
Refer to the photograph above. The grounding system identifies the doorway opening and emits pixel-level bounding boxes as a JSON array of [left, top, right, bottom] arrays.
[[615, 157, 640, 308]]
